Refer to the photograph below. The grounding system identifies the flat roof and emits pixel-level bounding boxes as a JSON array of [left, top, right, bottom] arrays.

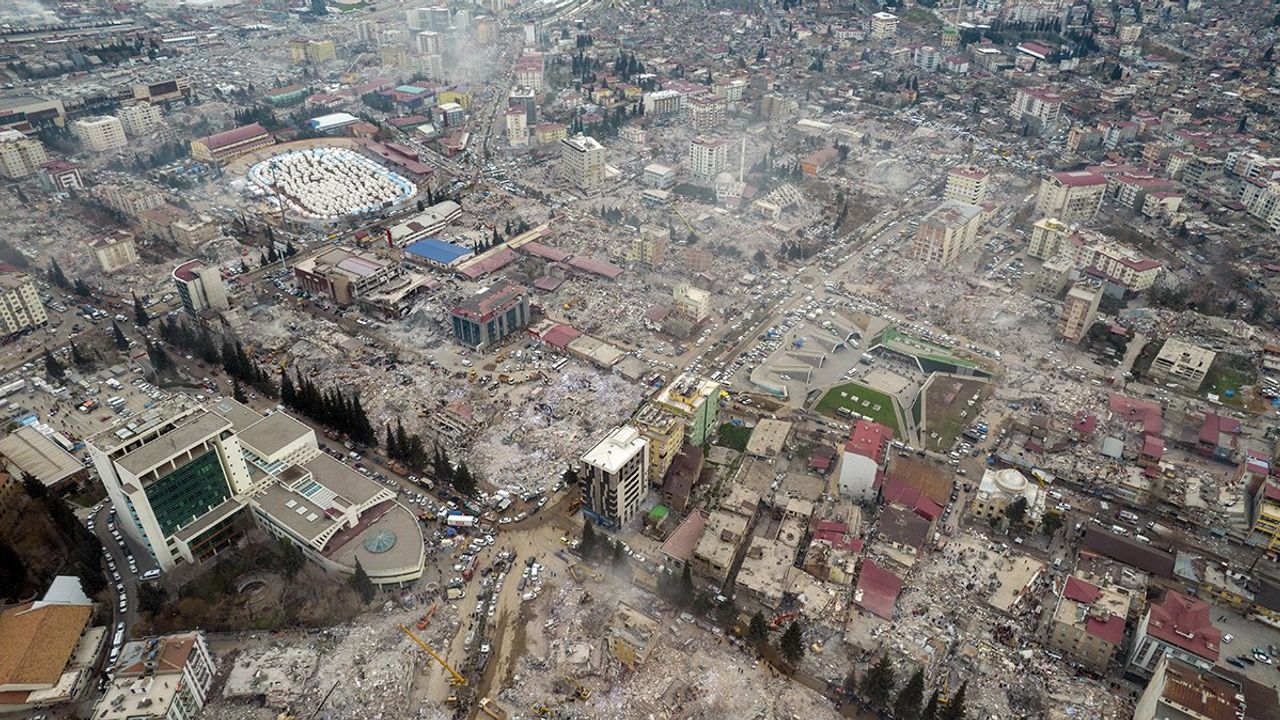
[[582, 426, 645, 474], [405, 237, 474, 264], [240, 412, 312, 460], [326, 502, 425, 581], [0, 425, 83, 486], [302, 452, 384, 507], [252, 481, 337, 544], [208, 398, 264, 434], [116, 411, 230, 477], [746, 419, 791, 457]]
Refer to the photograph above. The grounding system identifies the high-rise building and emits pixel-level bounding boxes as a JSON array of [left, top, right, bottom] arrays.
[[504, 109, 528, 147], [508, 86, 537, 125], [1027, 216, 1072, 259], [652, 373, 720, 446], [944, 165, 989, 206], [911, 200, 983, 266], [687, 95, 727, 130], [94, 632, 217, 720], [514, 53, 545, 91], [1010, 87, 1064, 133], [425, 6, 451, 31], [687, 136, 729, 184], [632, 404, 684, 486], [1127, 590, 1221, 676], [0, 129, 48, 178], [1057, 282, 1101, 342], [415, 30, 441, 55], [870, 11, 899, 39], [117, 102, 163, 137], [449, 281, 529, 349], [579, 425, 649, 529], [560, 133, 605, 195], [0, 268, 48, 336], [72, 115, 127, 152], [380, 28, 405, 48], [172, 259, 229, 316], [406, 7, 427, 30], [1034, 170, 1107, 223], [92, 229, 139, 273]]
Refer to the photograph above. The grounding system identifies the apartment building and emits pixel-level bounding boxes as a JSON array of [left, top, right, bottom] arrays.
[[289, 38, 337, 64], [1010, 87, 1064, 132], [1127, 590, 1221, 676], [1075, 239, 1162, 292], [560, 133, 606, 195], [1239, 177, 1280, 233], [1149, 339, 1215, 389], [870, 11, 899, 39], [632, 404, 685, 486], [116, 102, 163, 137], [687, 136, 730, 184], [91, 230, 139, 273], [912, 200, 983, 266], [1057, 282, 1101, 342], [1028, 217, 1072, 260], [415, 30, 441, 55], [190, 123, 274, 165], [692, 486, 760, 585], [94, 632, 216, 720], [579, 425, 649, 529], [88, 399, 425, 585], [944, 165, 989, 206], [838, 420, 893, 503], [688, 95, 727, 130], [629, 224, 669, 266], [514, 53, 545, 91], [1047, 574, 1132, 671], [652, 373, 720, 446], [644, 89, 684, 116], [0, 129, 48, 178], [449, 281, 529, 349], [673, 283, 710, 322], [72, 116, 127, 152], [172, 260, 229, 316], [504, 109, 528, 146], [0, 268, 48, 336], [1034, 170, 1107, 223], [93, 183, 166, 216], [1133, 655, 1248, 720]]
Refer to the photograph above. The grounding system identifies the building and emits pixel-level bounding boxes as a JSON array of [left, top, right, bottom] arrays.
[[1150, 339, 1215, 389], [514, 53, 545, 91], [692, 486, 759, 585], [1133, 655, 1248, 720], [1047, 574, 1132, 671], [0, 424, 87, 494], [560, 133, 605, 195], [415, 30, 441, 55], [607, 604, 660, 669], [72, 116, 127, 152], [642, 164, 677, 190], [1057, 282, 1101, 342], [383, 201, 464, 247], [116, 102, 163, 137], [1028, 217, 1072, 260], [189, 123, 274, 166], [88, 399, 425, 585], [579, 425, 649, 529], [508, 86, 537, 125], [944, 165, 989, 206], [93, 184, 166, 217], [402, 238, 474, 270], [970, 467, 1043, 524], [632, 404, 684, 486], [1076, 239, 1162, 293], [172, 260, 229, 317], [628, 224, 669, 266], [504, 109, 528, 146], [0, 577, 97, 713], [1010, 87, 1064, 133], [838, 420, 893, 504], [1035, 171, 1107, 223], [37, 160, 83, 192], [449, 281, 529, 349], [688, 95, 727, 131], [0, 129, 48, 178], [870, 11, 899, 40], [289, 38, 337, 64], [90, 230, 139, 274], [652, 373, 721, 446], [673, 283, 710, 322], [1128, 590, 1221, 676], [912, 200, 983, 266], [687, 136, 730, 184], [0, 268, 49, 336], [92, 632, 216, 720], [294, 246, 404, 305], [643, 89, 684, 116], [0, 95, 66, 132]]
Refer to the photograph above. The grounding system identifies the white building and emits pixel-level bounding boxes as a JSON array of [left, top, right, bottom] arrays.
[[837, 420, 894, 504], [970, 468, 1044, 524], [0, 129, 48, 179], [1034, 170, 1107, 223], [870, 12, 899, 40], [912, 200, 984, 266], [92, 230, 139, 273], [579, 425, 649, 529], [687, 136, 730, 184], [117, 102, 163, 137], [1011, 87, 1064, 132], [72, 115, 127, 152], [560, 133, 605, 195], [1127, 591, 1221, 677], [673, 283, 710, 322], [944, 165, 989, 206], [172, 260, 228, 316], [504, 109, 528, 147], [0, 268, 48, 336], [93, 632, 216, 720]]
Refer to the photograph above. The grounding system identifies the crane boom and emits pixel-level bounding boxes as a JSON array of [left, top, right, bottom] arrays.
[[398, 624, 468, 687]]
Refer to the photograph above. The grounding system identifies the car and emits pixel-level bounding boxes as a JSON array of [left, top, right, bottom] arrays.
[[1223, 634, 1233, 644]]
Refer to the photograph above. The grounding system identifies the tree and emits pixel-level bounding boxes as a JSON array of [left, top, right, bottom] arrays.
[[677, 563, 695, 608], [894, 669, 926, 719], [843, 669, 857, 697], [133, 292, 150, 326], [611, 539, 628, 570], [21, 471, 46, 499], [779, 620, 804, 664], [860, 655, 896, 709], [350, 558, 376, 604], [73, 278, 92, 297], [1005, 496, 1028, 527], [280, 537, 306, 579], [0, 541, 26, 601], [922, 691, 940, 720], [748, 611, 768, 644], [452, 461, 476, 496], [43, 347, 65, 381], [48, 259, 69, 289], [233, 381, 248, 403], [1041, 512, 1064, 537], [138, 583, 167, 617], [70, 340, 91, 369], [939, 682, 967, 720], [581, 520, 599, 558], [562, 464, 578, 488]]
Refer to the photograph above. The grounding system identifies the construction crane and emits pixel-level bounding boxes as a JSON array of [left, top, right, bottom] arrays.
[[398, 625, 467, 687], [670, 203, 696, 238]]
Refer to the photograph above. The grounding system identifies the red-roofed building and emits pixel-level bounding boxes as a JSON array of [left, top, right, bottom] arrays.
[[853, 559, 902, 620], [838, 420, 894, 503], [803, 520, 863, 583], [1109, 394, 1163, 436], [1197, 413, 1241, 461], [1048, 573, 1132, 671], [1072, 411, 1097, 439], [1129, 590, 1221, 676], [190, 123, 274, 165], [879, 475, 943, 526]]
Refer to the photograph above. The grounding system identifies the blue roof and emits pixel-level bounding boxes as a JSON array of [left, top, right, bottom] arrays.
[[396, 85, 428, 94], [405, 238, 472, 264]]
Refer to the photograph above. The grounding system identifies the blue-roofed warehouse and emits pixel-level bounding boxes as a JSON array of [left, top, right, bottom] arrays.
[[403, 238, 474, 270]]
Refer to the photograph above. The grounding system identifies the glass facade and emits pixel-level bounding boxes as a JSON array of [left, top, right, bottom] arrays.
[[145, 450, 230, 536]]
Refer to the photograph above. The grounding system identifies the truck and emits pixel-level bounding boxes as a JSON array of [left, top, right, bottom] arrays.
[[447, 514, 477, 528], [446, 587, 466, 600]]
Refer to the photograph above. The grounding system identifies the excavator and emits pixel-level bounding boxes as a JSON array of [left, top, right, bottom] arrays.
[[397, 625, 467, 687], [414, 603, 438, 631], [532, 684, 592, 716]]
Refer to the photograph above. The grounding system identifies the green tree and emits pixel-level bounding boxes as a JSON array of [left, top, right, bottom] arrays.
[[279, 537, 306, 580], [452, 461, 476, 496], [939, 682, 967, 720], [748, 611, 768, 644], [922, 690, 940, 720], [779, 620, 804, 664], [233, 381, 248, 403], [894, 669, 926, 719], [137, 582, 167, 617], [1041, 513, 1063, 537], [562, 464, 578, 487], [1005, 496, 1028, 527], [21, 471, 47, 499], [581, 520, 598, 558], [860, 655, 896, 709], [133, 292, 150, 326], [48, 259, 69, 288], [350, 558, 376, 604], [112, 321, 129, 351], [43, 347, 65, 381], [69, 340, 91, 369], [611, 539, 628, 570], [843, 669, 857, 697], [0, 541, 26, 601], [73, 278, 92, 296]]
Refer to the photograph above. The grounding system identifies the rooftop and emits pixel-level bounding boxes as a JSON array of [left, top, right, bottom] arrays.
[[240, 412, 313, 460], [115, 411, 230, 478], [582, 425, 646, 475], [0, 601, 92, 689], [1147, 590, 1220, 662]]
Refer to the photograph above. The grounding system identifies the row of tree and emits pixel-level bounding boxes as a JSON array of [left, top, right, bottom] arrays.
[[430, 445, 476, 496], [280, 370, 377, 447], [847, 655, 968, 720]]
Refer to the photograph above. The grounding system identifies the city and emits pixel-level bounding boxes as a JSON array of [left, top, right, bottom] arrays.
[[0, 0, 1279, 719]]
